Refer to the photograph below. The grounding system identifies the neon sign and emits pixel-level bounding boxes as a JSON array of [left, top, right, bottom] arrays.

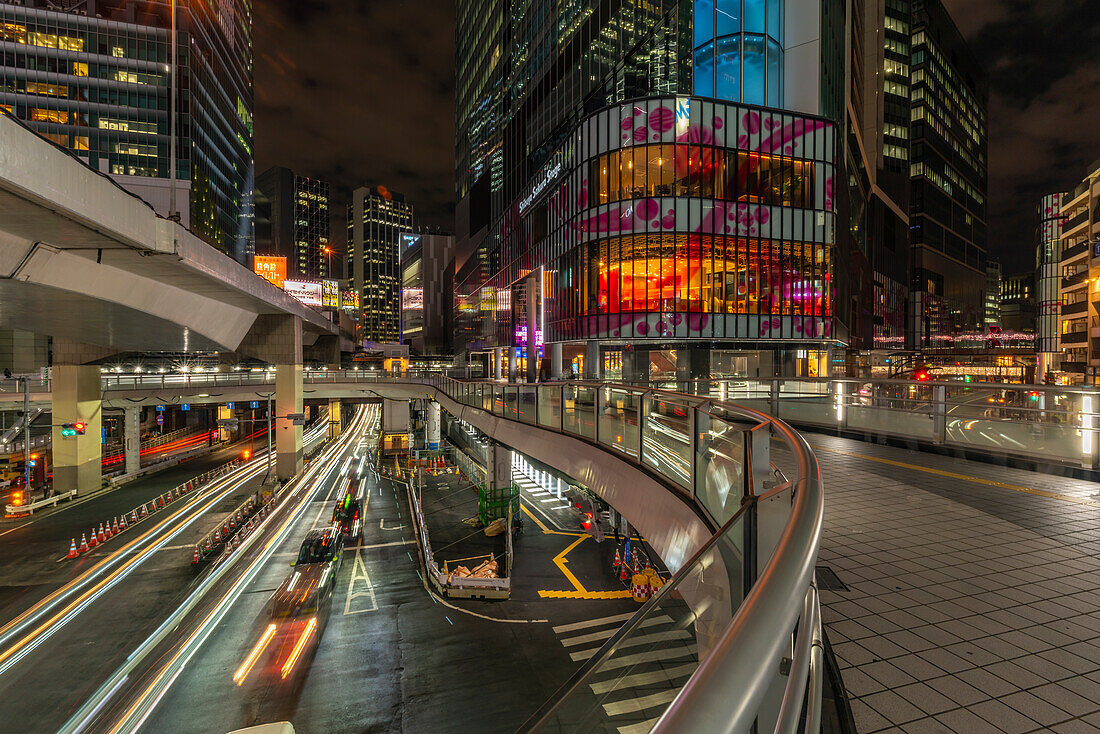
[[515, 325, 543, 346]]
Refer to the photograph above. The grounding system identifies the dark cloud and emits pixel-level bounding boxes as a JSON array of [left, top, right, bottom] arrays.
[[943, 0, 1100, 272], [254, 1, 456, 259]]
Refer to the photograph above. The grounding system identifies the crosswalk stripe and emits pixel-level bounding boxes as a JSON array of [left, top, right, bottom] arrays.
[[569, 629, 690, 661], [602, 688, 680, 717], [561, 615, 672, 647], [548, 504, 572, 510], [594, 644, 698, 674], [589, 662, 697, 695], [553, 611, 636, 634], [539, 496, 561, 503], [617, 716, 662, 734]]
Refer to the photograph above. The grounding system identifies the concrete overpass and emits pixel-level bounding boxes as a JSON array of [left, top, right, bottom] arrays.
[[0, 112, 343, 491]]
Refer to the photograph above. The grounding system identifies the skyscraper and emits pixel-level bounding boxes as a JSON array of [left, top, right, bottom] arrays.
[[456, 0, 862, 380], [347, 186, 413, 343], [907, 0, 988, 349], [0, 0, 254, 262], [254, 167, 331, 280], [1036, 191, 1065, 380]]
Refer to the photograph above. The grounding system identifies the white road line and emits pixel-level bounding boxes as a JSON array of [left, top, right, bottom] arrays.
[[553, 611, 636, 634], [561, 615, 673, 647], [548, 504, 572, 511], [380, 518, 405, 531], [344, 540, 415, 550], [538, 497, 560, 503], [570, 629, 692, 661], [603, 688, 680, 717], [0, 522, 31, 537], [589, 662, 697, 695], [594, 644, 699, 674], [344, 549, 378, 615]]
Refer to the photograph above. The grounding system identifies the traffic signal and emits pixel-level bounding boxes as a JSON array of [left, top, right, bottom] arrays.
[[914, 369, 930, 382], [1027, 391, 1040, 401], [242, 449, 251, 460], [578, 498, 605, 542], [60, 422, 86, 437], [10, 491, 21, 506]]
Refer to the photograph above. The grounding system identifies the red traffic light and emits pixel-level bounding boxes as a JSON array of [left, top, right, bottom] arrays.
[[74, 422, 85, 431], [914, 370, 930, 381]]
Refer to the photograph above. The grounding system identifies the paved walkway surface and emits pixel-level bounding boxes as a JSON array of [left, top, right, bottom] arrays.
[[805, 432, 1100, 733]]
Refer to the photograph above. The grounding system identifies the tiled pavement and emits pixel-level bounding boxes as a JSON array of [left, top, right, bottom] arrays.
[[802, 432, 1100, 733]]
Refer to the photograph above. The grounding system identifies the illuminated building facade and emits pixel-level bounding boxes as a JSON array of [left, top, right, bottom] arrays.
[[454, 0, 884, 380], [1036, 191, 1065, 379], [0, 0, 254, 262], [1057, 161, 1100, 383], [907, 0, 988, 349], [347, 186, 413, 343], [254, 166, 331, 280], [400, 233, 456, 355]]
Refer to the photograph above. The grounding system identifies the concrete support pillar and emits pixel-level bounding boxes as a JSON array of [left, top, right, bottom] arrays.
[[493, 347, 504, 380], [51, 364, 102, 495], [676, 347, 709, 393], [426, 401, 441, 450], [622, 348, 649, 384], [584, 340, 600, 380], [328, 399, 342, 440], [124, 406, 140, 475], [217, 405, 231, 441], [550, 342, 563, 380], [491, 442, 512, 492], [0, 329, 47, 374], [507, 349, 517, 382], [275, 364, 303, 479]]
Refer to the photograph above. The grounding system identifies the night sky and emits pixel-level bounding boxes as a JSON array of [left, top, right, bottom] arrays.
[[254, 0, 1099, 275]]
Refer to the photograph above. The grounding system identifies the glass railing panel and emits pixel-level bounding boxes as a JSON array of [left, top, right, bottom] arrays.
[[518, 385, 537, 424], [845, 382, 936, 439], [539, 385, 561, 429], [564, 386, 596, 439], [493, 385, 505, 416], [641, 396, 691, 490], [944, 417, 1081, 462], [598, 388, 639, 458], [527, 511, 747, 734], [694, 411, 745, 524], [775, 381, 834, 426]]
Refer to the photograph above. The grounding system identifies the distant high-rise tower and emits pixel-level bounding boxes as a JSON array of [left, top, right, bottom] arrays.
[[347, 186, 413, 343], [254, 167, 331, 280], [0, 0, 254, 263], [1036, 191, 1065, 379], [907, 0, 989, 349]]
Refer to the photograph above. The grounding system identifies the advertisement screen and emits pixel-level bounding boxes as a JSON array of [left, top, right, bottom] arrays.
[[342, 289, 359, 310], [321, 280, 339, 308], [253, 256, 287, 288], [284, 280, 322, 307], [401, 287, 424, 311]]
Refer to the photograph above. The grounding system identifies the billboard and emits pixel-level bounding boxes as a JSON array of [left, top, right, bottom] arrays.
[[253, 256, 286, 288], [401, 287, 424, 311], [284, 280, 322, 307], [321, 280, 339, 308], [341, 289, 359, 310]]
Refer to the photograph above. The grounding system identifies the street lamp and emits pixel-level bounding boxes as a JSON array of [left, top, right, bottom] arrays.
[[323, 246, 332, 277]]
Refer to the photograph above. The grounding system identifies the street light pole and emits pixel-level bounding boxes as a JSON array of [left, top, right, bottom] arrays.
[[265, 394, 273, 484], [22, 377, 31, 498], [168, 0, 178, 221]]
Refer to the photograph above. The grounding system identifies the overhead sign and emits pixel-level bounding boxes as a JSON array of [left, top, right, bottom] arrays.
[[250, 401, 259, 409], [254, 256, 287, 288], [519, 160, 562, 212], [156, 414, 163, 426], [285, 412, 306, 426], [342, 289, 360, 310], [155, 405, 164, 412], [181, 404, 190, 411], [322, 280, 340, 308], [402, 287, 424, 311], [283, 280, 322, 307], [226, 402, 235, 409]]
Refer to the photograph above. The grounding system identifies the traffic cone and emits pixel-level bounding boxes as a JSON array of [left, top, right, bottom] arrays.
[[612, 547, 621, 570], [204, 538, 212, 553], [89, 529, 98, 548], [632, 548, 640, 572], [140, 505, 147, 518], [620, 562, 630, 581], [191, 547, 201, 565], [67, 539, 79, 559], [131, 510, 138, 524], [113, 518, 120, 535], [103, 521, 112, 540], [119, 515, 127, 531], [97, 524, 105, 543], [157, 496, 164, 509], [79, 534, 89, 554]]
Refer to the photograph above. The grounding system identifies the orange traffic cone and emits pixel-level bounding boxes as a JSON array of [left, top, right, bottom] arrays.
[[97, 524, 105, 544], [79, 534, 89, 554], [612, 548, 621, 570], [119, 515, 126, 531], [620, 562, 630, 581], [67, 539, 79, 559], [113, 518, 120, 535], [103, 521, 112, 540], [191, 547, 201, 565], [89, 529, 98, 548]]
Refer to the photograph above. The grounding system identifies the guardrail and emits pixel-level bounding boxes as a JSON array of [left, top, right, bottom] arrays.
[[5, 489, 76, 515]]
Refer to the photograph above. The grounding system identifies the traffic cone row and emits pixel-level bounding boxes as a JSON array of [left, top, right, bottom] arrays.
[[79, 534, 89, 554], [67, 538, 79, 559]]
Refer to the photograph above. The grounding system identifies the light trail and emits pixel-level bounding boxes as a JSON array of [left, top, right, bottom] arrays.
[[280, 617, 317, 679], [232, 623, 276, 685], [61, 407, 372, 734]]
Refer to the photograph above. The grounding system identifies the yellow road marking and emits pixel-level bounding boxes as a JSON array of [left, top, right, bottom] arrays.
[[538, 589, 634, 599], [521, 503, 586, 537], [554, 535, 588, 592], [811, 444, 1100, 508]]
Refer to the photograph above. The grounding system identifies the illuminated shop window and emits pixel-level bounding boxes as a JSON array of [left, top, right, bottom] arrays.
[[589, 144, 815, 208], [31, 108, 68, 123]]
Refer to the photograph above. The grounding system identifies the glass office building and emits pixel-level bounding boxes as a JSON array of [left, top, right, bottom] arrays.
[[254, 166, 331, 280], [1035, 192, 1065, 379], [0, 0, 254, 262], [455, 0, 859, 379], [347, 186, 413, 344]]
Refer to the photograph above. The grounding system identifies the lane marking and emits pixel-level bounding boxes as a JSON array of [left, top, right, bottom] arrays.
[[811, 443, 1100, 507], [539, 589, 634, 600], [603, 689, 679, 718], [560, 615, 672, 647], [345, 540, 415, 551], [343, 549, 378, 615], [595, 644, 699, 673], [552, 611, 636, 634], [590, 661, 697, 695], [380, 518, 405, 531], [0, 522, 31, 537], [553, 535, 588, 593], [538, 497, 559, 503]]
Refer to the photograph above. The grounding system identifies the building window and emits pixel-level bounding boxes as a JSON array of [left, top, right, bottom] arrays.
[[694, 0, 782, 106]]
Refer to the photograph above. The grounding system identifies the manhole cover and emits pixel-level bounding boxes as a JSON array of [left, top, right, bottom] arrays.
[[815, 565, 848, 592]]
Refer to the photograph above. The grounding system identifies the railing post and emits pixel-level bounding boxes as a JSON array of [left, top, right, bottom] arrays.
[[594, 386, 603, 444], [770, 379, 780, 417], [1082, 393, 1097, 469], [833, 380, 847, 430], [637, 393, 647, 465], [559, 384, 565, 432], [932, 384, 946, 444]]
